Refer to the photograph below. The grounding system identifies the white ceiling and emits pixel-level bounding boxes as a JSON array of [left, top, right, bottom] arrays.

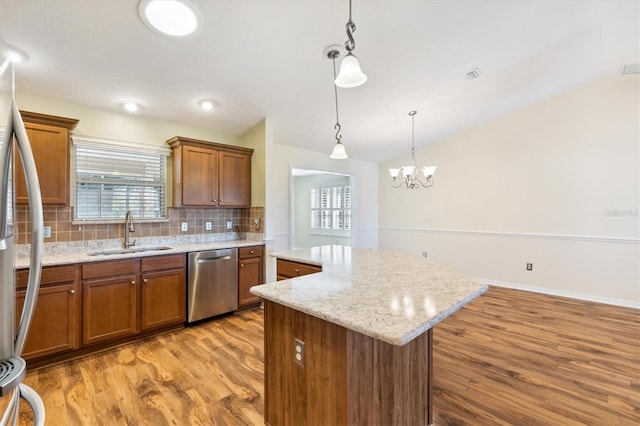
[[0, 0, 637, 163]]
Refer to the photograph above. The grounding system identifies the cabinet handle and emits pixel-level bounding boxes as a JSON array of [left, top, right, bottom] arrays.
[[131, 280, 135, 285], [220, 199, 224, 202], [143, 278, 148, 283], [69, 289, 75, 295], [294, 269, 300, 275], [240, 263, 244, 267], [250, 250, 254, 254], [213, 199, 217, 203]]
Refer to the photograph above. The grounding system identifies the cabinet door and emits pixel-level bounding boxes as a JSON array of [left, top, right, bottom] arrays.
[[141, 269, 186, 330], [16, 122, 69, 205], [219, 150, 250, 207], [239, 257, 262, 307], [16, 282, 79, 359], [82, 276, 138, 345], [182, 145, 218, 206]]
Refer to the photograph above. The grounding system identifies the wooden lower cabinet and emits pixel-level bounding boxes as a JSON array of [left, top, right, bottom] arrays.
[[141, 255, 186, 330], [238, 245, 264, 309], [276, 258, 322, 281], [16, 265, 79, 360], [81, 260, 138, 346]]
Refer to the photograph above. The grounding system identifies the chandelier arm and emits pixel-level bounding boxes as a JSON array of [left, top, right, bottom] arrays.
[[391, 178, 406, 189]]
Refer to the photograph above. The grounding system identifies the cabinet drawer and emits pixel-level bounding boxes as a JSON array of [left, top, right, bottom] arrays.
[[17, 264, 76, 289], [239, 245, 263, 259], [276, 259, 321, 279], [141, 254, 185, 272], [82, 260, 137, 280]]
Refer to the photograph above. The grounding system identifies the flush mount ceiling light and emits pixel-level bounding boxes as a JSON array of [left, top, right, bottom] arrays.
[[120, 100, 139, 112], [326, 47, 348, 160], [335, 0, 367, 88], [139, 0, 200, 37], [198, 99, 218, 111], [389, 111, 437, 189], [7, 45, 29, 63]]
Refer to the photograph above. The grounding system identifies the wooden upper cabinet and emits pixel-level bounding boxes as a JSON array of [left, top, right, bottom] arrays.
[[16, 111, 79, 206], [168, 136, 252, 208]]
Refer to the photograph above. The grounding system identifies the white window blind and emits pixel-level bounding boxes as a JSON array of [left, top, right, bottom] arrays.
[[310, 184, 351, 231], [73, 136, 168, 220]]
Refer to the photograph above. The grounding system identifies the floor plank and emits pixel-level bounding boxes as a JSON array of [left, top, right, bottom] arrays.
[[3, 287, 639, 425]]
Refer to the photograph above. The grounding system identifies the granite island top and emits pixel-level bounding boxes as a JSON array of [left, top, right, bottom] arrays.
[[250, 245, 488, 346], [15, 234, 265, 269]]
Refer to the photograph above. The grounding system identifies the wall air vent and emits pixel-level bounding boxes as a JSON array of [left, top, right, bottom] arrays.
[[623, 63, 639, 74], [465, 68, 482, 80]]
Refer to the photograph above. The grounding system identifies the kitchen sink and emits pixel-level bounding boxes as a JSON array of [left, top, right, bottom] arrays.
[[87, 246, 173, 256]]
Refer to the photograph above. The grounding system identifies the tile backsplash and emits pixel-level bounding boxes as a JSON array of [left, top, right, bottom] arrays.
[[15, 206, 264, 244]]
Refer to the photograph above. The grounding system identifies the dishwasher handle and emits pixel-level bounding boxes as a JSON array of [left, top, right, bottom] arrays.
[[196, 255, 232, 263]]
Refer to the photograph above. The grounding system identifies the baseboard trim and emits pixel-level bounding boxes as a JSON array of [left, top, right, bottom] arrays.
[[379, 227, 639, 245], [481, 279, 640, 309]]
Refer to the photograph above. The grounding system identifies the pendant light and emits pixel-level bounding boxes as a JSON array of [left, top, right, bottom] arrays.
[[389, 111, 437, 189], [327, 48, 348, 159], [335, 0, 367, 88]]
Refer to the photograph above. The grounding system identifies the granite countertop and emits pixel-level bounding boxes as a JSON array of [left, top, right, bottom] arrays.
[[250, 245, 488, 346], [15, 234, 265, 269]]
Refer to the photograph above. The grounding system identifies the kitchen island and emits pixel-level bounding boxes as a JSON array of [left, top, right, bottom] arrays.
[[250, 245, 488, 426]]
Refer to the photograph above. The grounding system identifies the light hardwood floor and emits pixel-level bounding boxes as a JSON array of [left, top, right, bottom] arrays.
[[6, 287, 640, 425]]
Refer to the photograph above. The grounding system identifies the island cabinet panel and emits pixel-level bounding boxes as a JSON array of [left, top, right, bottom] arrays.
[[15, 265, 79, 360], [16, 111, 78, 206], [238, 245, 264, 309], [140, 254, 186, 330], [81, 260, 139, 346], [276, 259, 321, 281], [264, 300, 433, 426]]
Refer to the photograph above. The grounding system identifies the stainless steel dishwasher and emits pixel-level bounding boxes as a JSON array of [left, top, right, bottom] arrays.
[[187, 248, 238, 323]]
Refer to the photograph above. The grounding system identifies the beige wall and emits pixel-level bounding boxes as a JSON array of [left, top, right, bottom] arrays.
[[239, 119, 266, 207], [379, 75, 639, 307]]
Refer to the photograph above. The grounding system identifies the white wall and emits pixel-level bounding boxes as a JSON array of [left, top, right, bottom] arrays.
[[379, 75, 639, 307]]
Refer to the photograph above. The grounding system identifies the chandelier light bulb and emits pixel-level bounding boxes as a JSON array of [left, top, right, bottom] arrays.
[[335, 53, 367, 88], [330, 141, 348, 159]]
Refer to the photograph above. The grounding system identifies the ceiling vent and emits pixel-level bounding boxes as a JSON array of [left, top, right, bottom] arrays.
[[465, 68, 482, 80], [623, 63, 639, 74]]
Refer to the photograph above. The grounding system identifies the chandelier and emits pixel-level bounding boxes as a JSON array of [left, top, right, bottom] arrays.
[[388, 111, 437, 189], [335, 0, 367, 88]]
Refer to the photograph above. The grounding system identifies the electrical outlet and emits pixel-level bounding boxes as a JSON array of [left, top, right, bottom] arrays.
[[181, 222, 188, 232], [294, 338, 305, 367], [43, 226, 51, 238], [422, 251, 428, 258], [526, 263, 533, 271], [226, 221, 233, 230], [205, 221, 212, 231]]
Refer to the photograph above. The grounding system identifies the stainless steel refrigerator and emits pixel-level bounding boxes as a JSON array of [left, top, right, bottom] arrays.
[[0, 35, 45, 425]]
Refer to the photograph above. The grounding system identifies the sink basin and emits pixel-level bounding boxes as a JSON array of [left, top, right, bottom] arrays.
[[87, 246, 173, 256]]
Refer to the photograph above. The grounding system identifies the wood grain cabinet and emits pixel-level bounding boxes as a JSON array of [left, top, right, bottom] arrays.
[[140, 254, 186, 330], [167, 136, 253, 208], [238, 245, 264, 309], [276, 259, 322, 281], [16, 265, 79, 360], [17, 111, 78, 206], [81, 259, 139, 346]]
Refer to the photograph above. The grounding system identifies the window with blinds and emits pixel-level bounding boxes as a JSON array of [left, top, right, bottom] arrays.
[[73, 138, 167, 220], [311, 184, 351, 231]]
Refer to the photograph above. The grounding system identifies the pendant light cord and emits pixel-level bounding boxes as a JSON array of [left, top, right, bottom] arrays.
[[332, 56, 342, 142]]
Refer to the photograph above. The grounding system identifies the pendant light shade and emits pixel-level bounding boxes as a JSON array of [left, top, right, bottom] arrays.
[[335, 52, 367, 88], [330, 141, 348, 159]]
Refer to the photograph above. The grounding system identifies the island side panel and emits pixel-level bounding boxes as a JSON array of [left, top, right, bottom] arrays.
[[264, 300, 348, 426], [264, 300, 433, 426], [347, 328, 433, 425]]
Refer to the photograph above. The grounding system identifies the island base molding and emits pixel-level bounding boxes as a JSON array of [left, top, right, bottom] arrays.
[[264, 300, 433, 426]]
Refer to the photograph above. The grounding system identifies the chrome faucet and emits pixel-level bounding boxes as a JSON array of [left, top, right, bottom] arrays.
[[123, 210, 136, 248]]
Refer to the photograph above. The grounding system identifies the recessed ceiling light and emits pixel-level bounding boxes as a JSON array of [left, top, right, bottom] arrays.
[[198, 99, 218, 111], [120, 100, 139, 112], [139, 0, 200, 37], [7, 45, 29, 63]]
